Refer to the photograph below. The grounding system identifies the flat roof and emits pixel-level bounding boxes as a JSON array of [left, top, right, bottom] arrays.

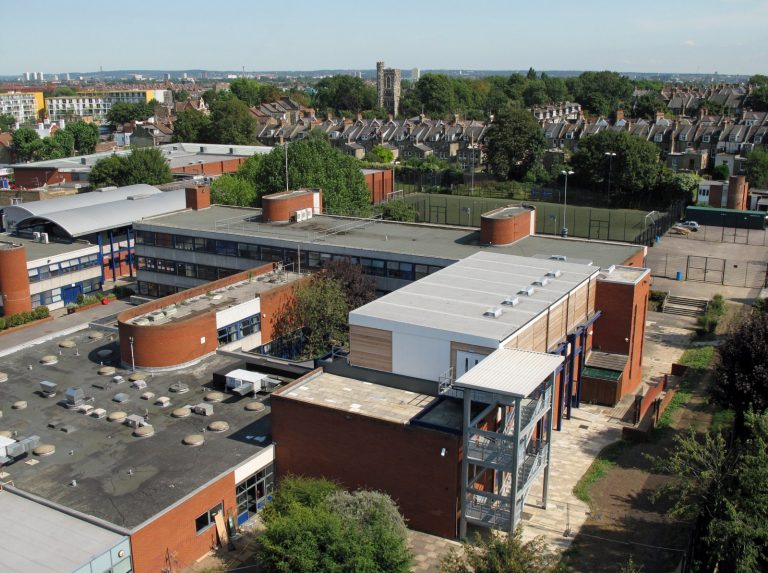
[[0, 489, 126, 573], [0, 329, 280, 529], [138, 205, 643, 268], [482, 206, 528, 220], [276, 371, 436, 424], [455, 348, 564, 398], [11, 143, 272, 172], [128, 273, 302, 326], [350, 252, 598, 343], [0, 234, 96, 262], [597, 265, 650, 285]]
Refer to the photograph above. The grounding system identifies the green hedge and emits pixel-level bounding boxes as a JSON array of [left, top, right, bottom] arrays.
[[0, 306, 49, 330], [697, 294, 726, 334]]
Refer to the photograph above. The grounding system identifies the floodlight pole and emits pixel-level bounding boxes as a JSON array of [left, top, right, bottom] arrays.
[[284, 142, 289, 192], [605, 151, 616, 202], [561, 170, 574, 237]]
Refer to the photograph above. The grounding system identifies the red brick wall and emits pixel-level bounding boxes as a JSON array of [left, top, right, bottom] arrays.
[[0, 244, 32, 315], [480, 209, 532, 245], [185, 186, 211, 210], [130, 473, 236, 573], [727, 175, 749, 210], [271, 389, 462, 538], [117, 264, 274, 367], [171, 158, 246, 176], [364, 170, 393, 204], [261, 191, 317, 222], [258, 278, 307, 343], [592, 274, 650, 398], [13, 168, 70, 188], [709, 184, 724, 208], [621, 248, 646, 267]]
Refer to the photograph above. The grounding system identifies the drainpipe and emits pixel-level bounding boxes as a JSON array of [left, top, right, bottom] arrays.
[[108, 230, 116, 282]]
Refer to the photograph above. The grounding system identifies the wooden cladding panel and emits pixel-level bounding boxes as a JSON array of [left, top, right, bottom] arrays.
[[531, 315, 548, 352], [349, 325, 392, 372], [588, 276, 597, 316], [504, 336, 519, 349], [547, 300, 567, 349], [514, 325, 535, 351], [568, 283, 588, 331]]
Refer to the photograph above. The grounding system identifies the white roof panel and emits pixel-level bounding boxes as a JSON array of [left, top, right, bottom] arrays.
[[455, 347, 564, 398], [226, 369, 269, 384]]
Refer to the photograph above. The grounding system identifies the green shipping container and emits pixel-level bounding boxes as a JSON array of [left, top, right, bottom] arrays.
[[685, 206, 767, 230]]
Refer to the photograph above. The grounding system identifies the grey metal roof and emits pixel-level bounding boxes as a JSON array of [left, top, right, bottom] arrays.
[[0, 489, 126, 573], [586, 351, 628, 372], [18, 189, 187, 237], [454, 348, 564, 398], [350, 251, 598, 343], [3, 184, 162, 226]]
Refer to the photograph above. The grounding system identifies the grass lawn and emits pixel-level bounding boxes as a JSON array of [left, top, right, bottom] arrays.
[[572, 440, 631, 505]]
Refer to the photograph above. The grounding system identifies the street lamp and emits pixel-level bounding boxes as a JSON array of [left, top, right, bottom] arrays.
[[605, 151, 616, 202], [561, 170, 574, 237]]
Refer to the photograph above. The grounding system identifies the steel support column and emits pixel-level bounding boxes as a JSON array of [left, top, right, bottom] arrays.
[[459, 390, 472, 539]]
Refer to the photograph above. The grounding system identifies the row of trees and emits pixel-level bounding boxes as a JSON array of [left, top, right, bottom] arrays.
[[11, 121, 100, 162], [106, 100, 157, 126], [485, 105, 697, 207], [654, 305, 768, 572]]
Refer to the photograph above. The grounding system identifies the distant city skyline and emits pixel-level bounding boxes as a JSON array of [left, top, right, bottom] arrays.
[[4, 0, 768, 77]]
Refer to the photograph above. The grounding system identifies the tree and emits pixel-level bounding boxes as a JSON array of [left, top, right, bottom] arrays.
[[321, 259, 376, 311], [259, 477, 411, 573], [0, 113, 15, 132], [106, 101, 155, 126], [210, 174, 256, 206], [172, 89, 190, 103], [380, 200, 418, 223], [439, 528, 560, 573], [745, 148, 768, 188], [206, 93, 258, 144], [52, 86, 77, 96], [89, 147, 172, 188], [11, 127, 42, 162], [88, 154, 124, 188], [568, 71, 633, 116], [411, 74, 457, 117], [312, 75, 376, 115], [713, 163, 730, 181], [571, 129, 661, 204], [65, 121, 99, 155], [633, 93, 667, 120], [485, 105, 546, 181], [712, 311, 768, 437], [172, 109, 211, 143], [653, 414, 768, 573], [274, 274, 349, 358], [365, 144, 394, 164], [230, 78, 271, 106], [243, 138, 370, 214]]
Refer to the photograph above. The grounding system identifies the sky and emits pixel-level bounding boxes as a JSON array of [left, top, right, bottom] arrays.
[[4, 0, 768, 76]]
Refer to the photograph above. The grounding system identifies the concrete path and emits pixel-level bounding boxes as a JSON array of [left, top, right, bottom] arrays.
[[0, 300, 131, 358], [409, 530, 461, 573]]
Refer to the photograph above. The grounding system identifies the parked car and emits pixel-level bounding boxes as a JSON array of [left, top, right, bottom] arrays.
[[678, 221, 700, 231]]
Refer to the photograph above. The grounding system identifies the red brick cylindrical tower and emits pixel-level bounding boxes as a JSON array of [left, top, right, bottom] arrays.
[[0, 243, 32, 316]]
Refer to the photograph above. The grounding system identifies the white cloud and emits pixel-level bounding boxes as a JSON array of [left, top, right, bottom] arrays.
[[683, 39, 697, 47]]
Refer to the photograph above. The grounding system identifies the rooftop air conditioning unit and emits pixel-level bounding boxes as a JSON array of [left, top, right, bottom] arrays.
[[603, 265, 616, 274], [304, 208, 313, 220], [483, 307, 503, 319], [295, 210, 306, 222], [40, 233, 49, 244], [533, 277, 550, 287], [550, 255, 567, 262], [502, 296, 520, 307], [518, 286, 536, 296], [33, 232, 41, 241], [546, 269, 562, 278]]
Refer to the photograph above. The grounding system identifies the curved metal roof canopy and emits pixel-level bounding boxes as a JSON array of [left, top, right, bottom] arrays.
[[14, 189, 187, 238]]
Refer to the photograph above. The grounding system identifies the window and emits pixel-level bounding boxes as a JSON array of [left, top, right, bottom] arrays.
[[236, 465, 274, 524], [174, 235, 194, 251], [176, 262, 196, 278], [156, 259, 175, 274], [702, 135, 710, 143], [261, 246, 285, 262], [238, 243, 260, 260], [194, 237, 216, 253], [215, 240, 237, 257], [154, 233, 173, 248], [197, 265, 218, 281], [218, 313, 262, 344], [195, 502, 223, 534]]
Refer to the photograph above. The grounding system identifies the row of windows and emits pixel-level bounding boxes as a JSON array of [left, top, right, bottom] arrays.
[[28, 254, 100, 283], [135, 232, 442, 283], [137, 257, 239, 281], [31, 277, 101, 307], [137, 281, 181, 298], [218, 314, 261, 345]]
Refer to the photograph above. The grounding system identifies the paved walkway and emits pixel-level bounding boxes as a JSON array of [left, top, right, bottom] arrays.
[[409, 530, 460, 573], [0, 300, 132, 357]]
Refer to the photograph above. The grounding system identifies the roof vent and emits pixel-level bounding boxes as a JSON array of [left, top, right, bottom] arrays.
[[533, 277, 550, 287], [547, 269, 562, 278], [603, 265, 616, 274], [550, 255, 567, 261], [502, 296, 520, 307], [483, 307, 503, 319], [518, 286, 536, 296]]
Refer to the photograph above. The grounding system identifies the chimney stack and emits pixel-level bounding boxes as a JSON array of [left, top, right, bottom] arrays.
[[185, 185, 211, 211]]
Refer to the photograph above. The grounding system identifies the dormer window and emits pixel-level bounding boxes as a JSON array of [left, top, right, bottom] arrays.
[[679, 134, 687, 142], [702, 135, 710, 143], [654, 134, 663, 142]]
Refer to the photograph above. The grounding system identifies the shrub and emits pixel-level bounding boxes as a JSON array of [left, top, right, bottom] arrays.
[[113, 286, 135, 299], [0, 317, 5, 330], [697, 294, 727, 335], [5, 314, 24, 328], [33, 306, 49, 319]]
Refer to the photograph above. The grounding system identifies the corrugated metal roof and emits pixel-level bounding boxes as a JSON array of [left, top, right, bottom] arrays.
[[0, 489, 126, 573], [3, 184, 162, 225], [17, 188, 186, 237], [454, 347, 564, 398]]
